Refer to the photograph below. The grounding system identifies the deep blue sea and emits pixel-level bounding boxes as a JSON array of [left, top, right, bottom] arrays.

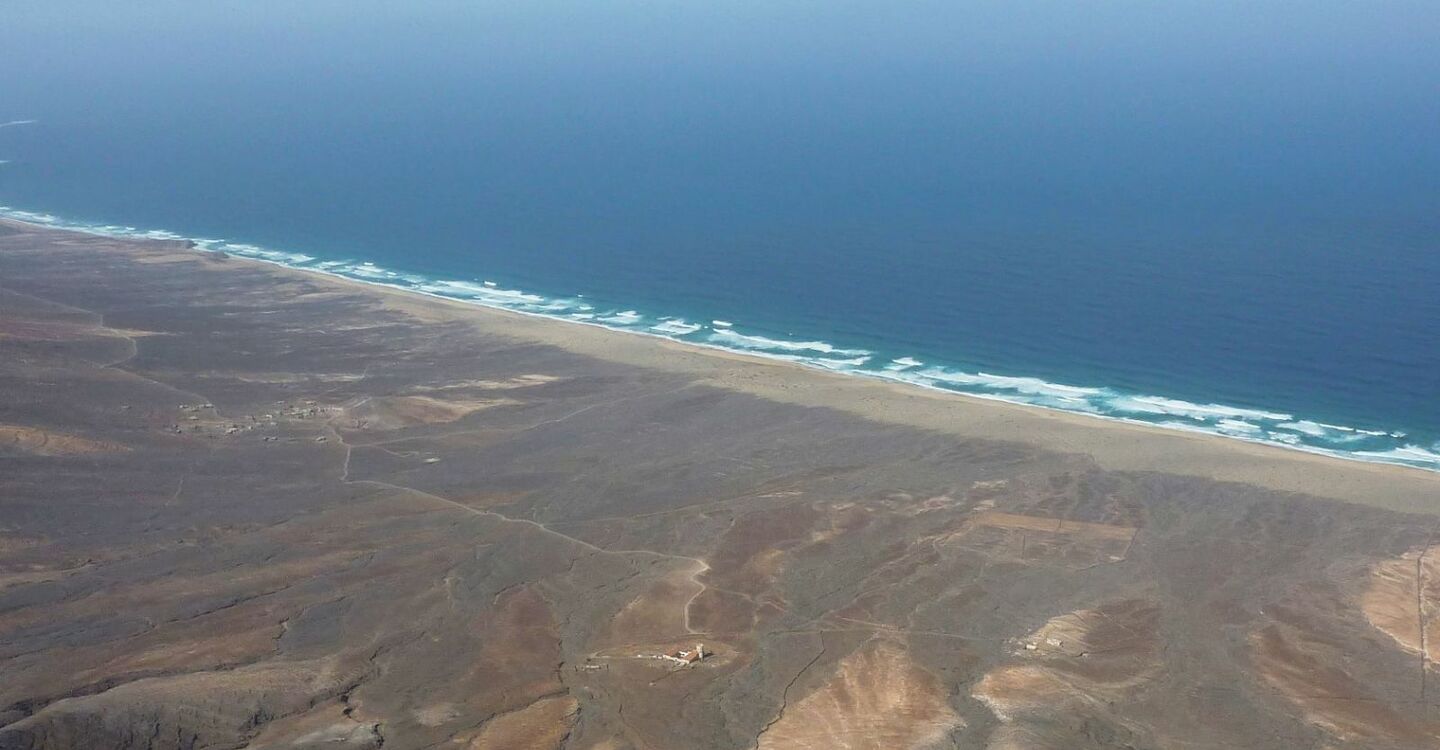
[[3, 1, 1438, 469]]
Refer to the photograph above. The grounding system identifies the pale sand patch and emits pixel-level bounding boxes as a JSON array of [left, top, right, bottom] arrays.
[[212, 371, 369, 384], [756, 639, 962, 750], [961, 511, 1138, 543], [0, 424, 127, 456], [346, 395, 521, 429], [409, 374, 562, 392], [973, 599, 1160, 729], [982, 724, 1071, 750], [412, 703, 460, 727], [1362, 547, 1440, 664], [604, 560, 706, 646], [454, 696, 578, 750], [973, 665, 1072, 724], [245, 700, 381, 750]]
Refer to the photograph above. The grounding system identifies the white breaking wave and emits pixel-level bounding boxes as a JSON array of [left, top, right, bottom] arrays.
[[347, 265, 391, 279], [880, 370, 1106, 413], [599, 310, 642, 324], [708, 328, 871, 357], [910, 368, 1103, 399], [651, 318, 703, 335], [420, 279, 547, 304], [1353, 444, 1440, 466], [1, 202, 1435, 475], [0, 119, 38, 129], [809, 356, 872, 370], [1277, 420, 1331, 437], [1274, 420, 1379, 443], [1216, 418, 1264, 435], [1107, 395, 1292, 423]]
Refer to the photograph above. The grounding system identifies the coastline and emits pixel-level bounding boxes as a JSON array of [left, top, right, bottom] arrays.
[[323, 257, 1440, 515], [3, 207, 1435, 473], [4, 215, 1435, 514]]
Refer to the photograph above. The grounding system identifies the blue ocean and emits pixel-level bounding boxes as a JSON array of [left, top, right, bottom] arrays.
[[2, 1, 1438, 470]]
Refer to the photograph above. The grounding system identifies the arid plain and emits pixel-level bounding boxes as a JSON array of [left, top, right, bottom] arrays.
[[2, 220, 1440, 749]]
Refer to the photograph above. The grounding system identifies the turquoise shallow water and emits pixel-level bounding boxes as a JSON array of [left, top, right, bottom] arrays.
[[2, 1, 1438, 470]]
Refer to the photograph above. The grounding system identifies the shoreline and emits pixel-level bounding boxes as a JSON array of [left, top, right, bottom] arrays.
[[4, 214, 1440, 514], [3, 205, 1434, 472], [4, 206, 1433, 473]]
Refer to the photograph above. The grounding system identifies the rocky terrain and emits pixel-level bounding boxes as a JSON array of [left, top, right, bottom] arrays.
[[2, 220, 1439, 748]]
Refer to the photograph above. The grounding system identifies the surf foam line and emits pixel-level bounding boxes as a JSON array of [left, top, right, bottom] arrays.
[[4, 204, 1437, 474]]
